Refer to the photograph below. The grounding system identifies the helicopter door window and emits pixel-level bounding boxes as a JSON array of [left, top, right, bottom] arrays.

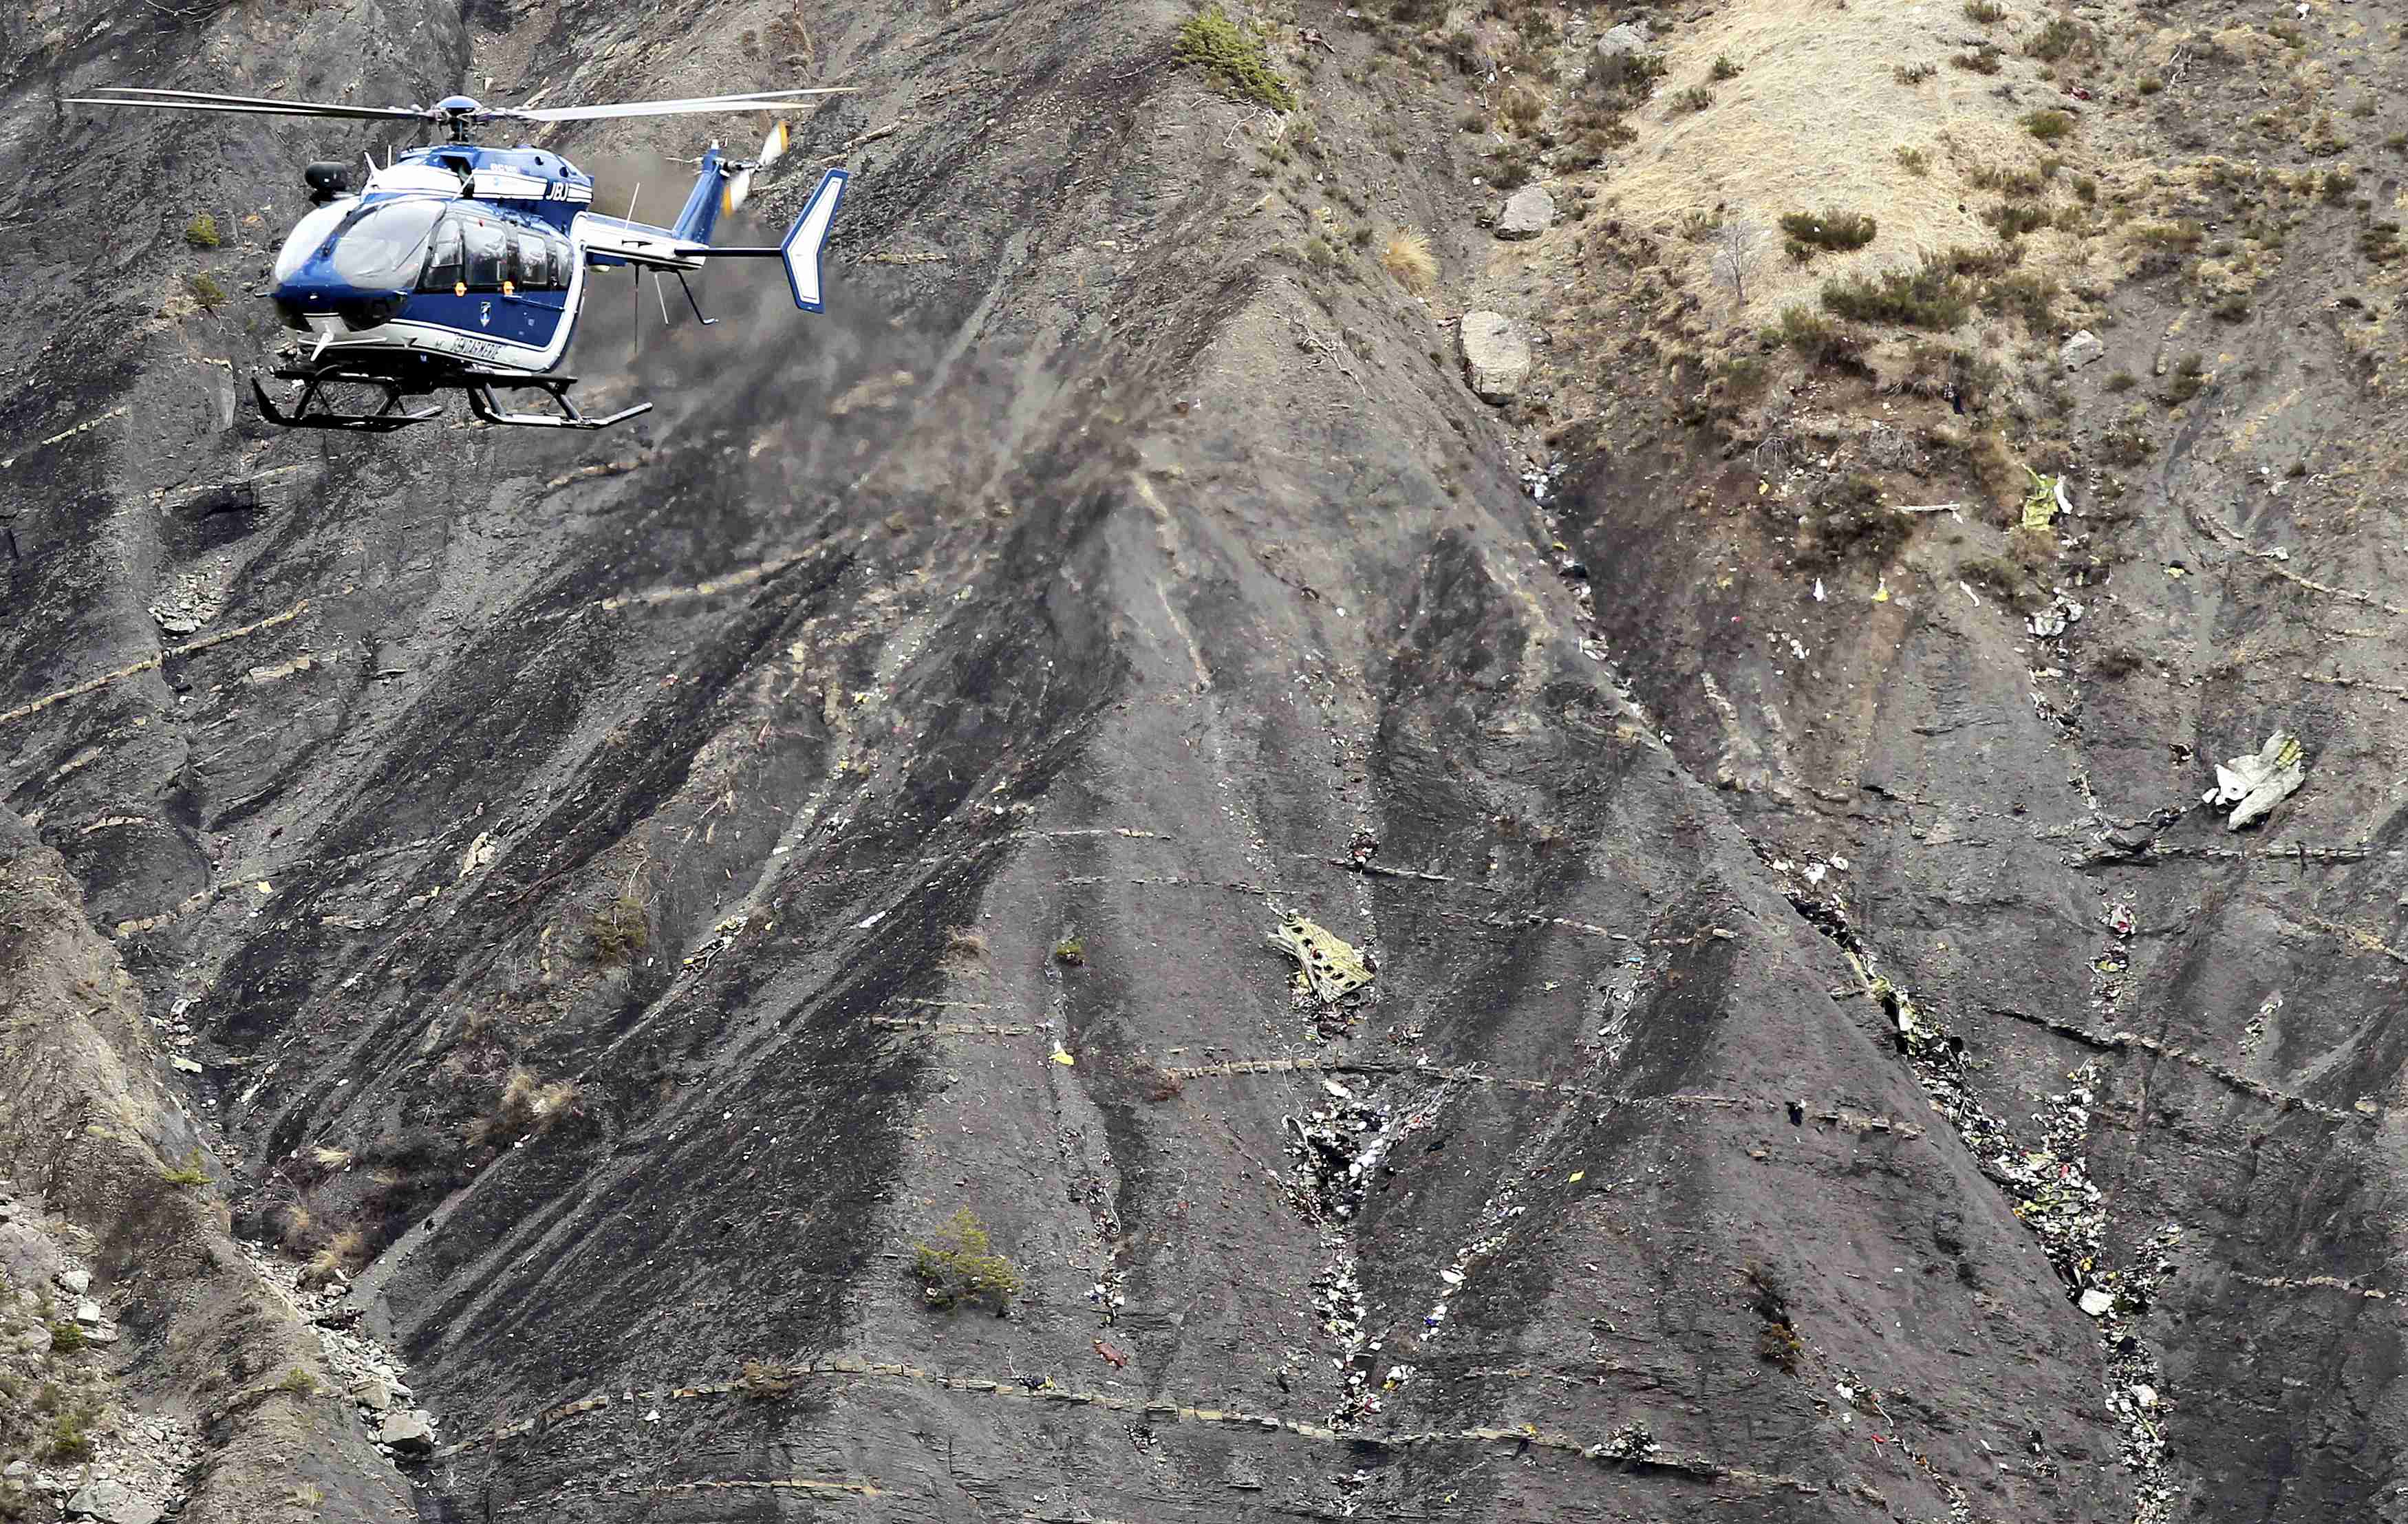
[[546, 238, 574, 291], [419, 217, 466, 293], [509, 233, 550, 293]]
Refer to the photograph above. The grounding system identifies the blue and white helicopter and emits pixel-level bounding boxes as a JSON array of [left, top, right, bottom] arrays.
[[69, 85, 855, 431]]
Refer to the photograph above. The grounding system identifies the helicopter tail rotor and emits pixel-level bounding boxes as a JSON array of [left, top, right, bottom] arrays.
[[723, 119, 791, 215]]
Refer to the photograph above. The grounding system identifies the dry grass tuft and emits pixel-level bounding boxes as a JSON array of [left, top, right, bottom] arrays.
[[1382, 229, 1438, 292], [466, 1068, 585, 1148]]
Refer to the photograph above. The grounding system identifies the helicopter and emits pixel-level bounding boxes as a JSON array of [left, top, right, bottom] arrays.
[[67, 85, 857, 431]]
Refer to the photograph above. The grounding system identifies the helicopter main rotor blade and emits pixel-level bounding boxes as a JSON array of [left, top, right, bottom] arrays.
[[499, 87, 852, 122], [67, 87, 432, 122]]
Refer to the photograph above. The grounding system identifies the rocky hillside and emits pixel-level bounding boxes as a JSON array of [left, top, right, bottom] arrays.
[[1, 0, 2402, 1520]]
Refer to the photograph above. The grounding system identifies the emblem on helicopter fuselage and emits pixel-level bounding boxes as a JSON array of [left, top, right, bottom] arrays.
[[478, 301, 492, 328]]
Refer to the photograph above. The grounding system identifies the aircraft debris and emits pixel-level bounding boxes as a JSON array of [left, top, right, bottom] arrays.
[[2205, 729, 2305, 830], [1269, 914, 1373, 1004]]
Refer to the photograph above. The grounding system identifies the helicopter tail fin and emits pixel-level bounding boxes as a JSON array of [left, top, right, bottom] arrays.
[[775, 168, 848, 312], [696, 167, 848, 311], [669, 147, 729, 247]]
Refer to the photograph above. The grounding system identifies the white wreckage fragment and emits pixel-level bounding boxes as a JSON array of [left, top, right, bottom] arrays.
[[2204, 729, 2305, 832]]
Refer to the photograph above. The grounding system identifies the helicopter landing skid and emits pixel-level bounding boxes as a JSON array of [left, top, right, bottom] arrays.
[[252, 366, 652, 432], [460, 372, 652, 431], [252, 369, 444, 433]]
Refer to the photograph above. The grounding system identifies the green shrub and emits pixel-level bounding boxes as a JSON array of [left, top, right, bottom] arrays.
[[1980, 270, 2060, 327], [2138, 76, 2164, 95], [1964, 0, 2006, 19], [159, 1147, 208, 1187], [1896, 146, 1930, 174], [47, 1320, 85, 1354], [1673, 84, 1714, 112], [2028, 18, 2082, 59], [2321, 169, 2356, 204], [43, 1409, 94, 1463], [1820, 259, 1970, 328], [1984, 202, 2052, 238], [588, 892, 649, 965], [1759, 1320, 1805, 1369], [1176, 7, 1298, 111], [913, 1209, 1024, 1313], [1589, 50, 1667, 106], [1952, 45, 2002, 74], [1711, 54, 1741, 81], [1766, 305, 1856, 365], [2162, 353, 2206, 404], [1778, 209, 1878, 255], [277, 1366, 317, 1396], [184, 213, 221, 248], [2023, 109, 2073, 142], [2103, 370, 2136, 391], [2129, 219, 2204, 252], [1053, 936, 1086, 967], [1894, 61, 1937, 85], [184, 271, 228, 308]]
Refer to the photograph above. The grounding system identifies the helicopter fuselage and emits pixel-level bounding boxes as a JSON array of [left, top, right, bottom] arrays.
[[269, 143, 616, 377]]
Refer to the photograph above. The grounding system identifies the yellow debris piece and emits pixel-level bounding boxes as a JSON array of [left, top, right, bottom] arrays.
[[1267, 915, 1373, 1003]]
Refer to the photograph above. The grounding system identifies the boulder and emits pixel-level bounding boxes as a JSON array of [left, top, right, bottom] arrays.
[[380, 1408, 436, 1453], [1595, 21, 1653, 56], [58, 1268, 91, 1295], [1459, 312, 1532, 404], [74, 1297, 105, 1324], [1495, 185, 1556, 241], [2059, 330, 2105, 371], [0, 1223, 65, 1294], [352, 1375, 394, 1413], [65, 1480, 162, 1524]]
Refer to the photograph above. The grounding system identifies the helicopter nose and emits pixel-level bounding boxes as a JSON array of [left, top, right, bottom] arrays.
[[272, 278, 405, 333]]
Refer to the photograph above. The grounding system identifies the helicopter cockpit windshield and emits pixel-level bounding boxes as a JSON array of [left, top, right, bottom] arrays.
[[323, 200, 447, 290]]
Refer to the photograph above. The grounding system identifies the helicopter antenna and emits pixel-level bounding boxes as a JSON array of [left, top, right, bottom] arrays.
[[627, 181, 643, 363]]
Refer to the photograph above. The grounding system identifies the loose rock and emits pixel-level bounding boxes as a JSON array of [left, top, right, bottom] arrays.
[[1594, 21, 1653, 56], [2060, 330, 2105, 371], [380, 1409, 436, 1453], [1459, 312, 1531, 404], [1495, 185, 1556, 241], [65, 1479, 162, 1524]]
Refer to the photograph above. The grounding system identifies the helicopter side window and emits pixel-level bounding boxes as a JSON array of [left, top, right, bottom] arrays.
[[462, 219, 510, 290], [418, 218, 465, 293], [547, 238, 575, 291]]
